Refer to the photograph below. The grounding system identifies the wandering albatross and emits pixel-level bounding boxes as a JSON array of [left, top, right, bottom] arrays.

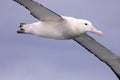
[[13, 0, 103, 39]]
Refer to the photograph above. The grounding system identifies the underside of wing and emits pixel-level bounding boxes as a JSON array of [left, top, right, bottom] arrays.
[[13, 0, 63, 21]]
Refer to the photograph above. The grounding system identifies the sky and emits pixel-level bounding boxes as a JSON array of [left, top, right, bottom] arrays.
[[1, 0, 120, 80]]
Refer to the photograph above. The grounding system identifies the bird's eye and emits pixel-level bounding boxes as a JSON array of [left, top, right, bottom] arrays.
[[84, 23, 88, 25]]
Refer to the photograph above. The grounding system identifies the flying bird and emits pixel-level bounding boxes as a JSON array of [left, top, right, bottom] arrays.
[[13, 0, 103, 40]]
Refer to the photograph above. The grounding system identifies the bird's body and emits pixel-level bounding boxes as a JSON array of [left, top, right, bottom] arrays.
[[20, 16, 86, 39], [13, 0, 103, 40]]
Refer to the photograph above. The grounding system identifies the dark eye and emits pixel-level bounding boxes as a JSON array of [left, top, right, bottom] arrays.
[[84, 23, 88, 25]]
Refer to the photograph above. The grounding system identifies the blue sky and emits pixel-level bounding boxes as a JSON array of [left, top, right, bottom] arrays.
[[1, 0, 120, 80]]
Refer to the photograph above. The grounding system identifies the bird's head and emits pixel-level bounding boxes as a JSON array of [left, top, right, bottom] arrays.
[[78, 19, 103, 36]]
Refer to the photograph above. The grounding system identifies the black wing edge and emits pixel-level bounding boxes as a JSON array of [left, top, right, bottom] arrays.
[[13, 0, 63, 21], [73, 33, 120, 79]]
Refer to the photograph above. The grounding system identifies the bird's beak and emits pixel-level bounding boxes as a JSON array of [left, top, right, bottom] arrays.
[[91, 26, 103, 36]]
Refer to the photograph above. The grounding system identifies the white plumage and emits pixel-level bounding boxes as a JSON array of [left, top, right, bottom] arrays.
[[13, 0, 103, 40]]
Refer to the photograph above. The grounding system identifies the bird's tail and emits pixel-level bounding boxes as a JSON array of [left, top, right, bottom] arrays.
[[17, 23, 26, 33]]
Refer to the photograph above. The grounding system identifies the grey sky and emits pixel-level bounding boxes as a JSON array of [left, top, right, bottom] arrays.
[[0, 0, 120, 80]]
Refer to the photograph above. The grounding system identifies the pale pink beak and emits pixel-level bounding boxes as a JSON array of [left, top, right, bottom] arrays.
[[91, 26, 103, 36]]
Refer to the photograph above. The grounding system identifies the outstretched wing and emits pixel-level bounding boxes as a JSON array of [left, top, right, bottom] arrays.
[[74, 33, 120, 79], [13, 0, 63, 21]]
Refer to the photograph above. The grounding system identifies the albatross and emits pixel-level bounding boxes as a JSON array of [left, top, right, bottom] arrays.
[[13, 0, 103, 40]]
